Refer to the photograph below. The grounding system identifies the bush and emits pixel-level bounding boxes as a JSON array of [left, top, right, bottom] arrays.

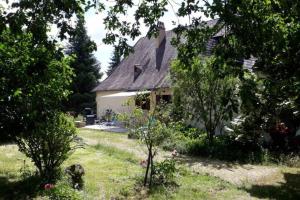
[[162, 124, 266, 163], [162, 121, 299, 165], [42, 181, 82, 200], [16, 113, 77, 183], [153, 159, 177, 185], [183, 134, 265, 163], [161, 122, 203, 154]]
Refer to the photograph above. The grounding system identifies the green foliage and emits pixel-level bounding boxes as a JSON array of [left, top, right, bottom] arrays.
[[153, 159, 177, 185], [172, 56, 239, 143], [102, 0, 168, 56], [65, 16, 102, 114], [42, 180, 82, 200], [118, 101, 147, 139], [138, 115, 171, 187], [107, 46, 122, 76], [0, 0, 94, 145], [119, 104, 171, 187], [101, 0, 300, 153], [0, 0, 97, 41], [16, 113, 77, 183], [0, 29, 73, 141]]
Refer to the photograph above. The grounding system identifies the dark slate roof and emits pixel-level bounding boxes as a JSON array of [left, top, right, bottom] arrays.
[[93, 19, 254, 92], [93, 30, 177, 91]]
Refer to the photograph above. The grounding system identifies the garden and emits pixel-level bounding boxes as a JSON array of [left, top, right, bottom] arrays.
[[1, 0, 300, 199], [1, 129, 299, 199]]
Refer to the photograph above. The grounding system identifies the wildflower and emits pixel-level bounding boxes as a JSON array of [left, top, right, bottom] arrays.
[[140, 160, 148, 168], [44, 183, 55, 190], [171, 149, 178, 157]]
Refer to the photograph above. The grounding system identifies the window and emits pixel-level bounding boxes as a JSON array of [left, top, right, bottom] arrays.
[[134, 65, 142, 81], [156, 95, 172, 104], [135, 94, 150, 110]]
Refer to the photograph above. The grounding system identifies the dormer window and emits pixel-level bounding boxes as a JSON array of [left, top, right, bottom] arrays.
[[134, 64, 142, 81]]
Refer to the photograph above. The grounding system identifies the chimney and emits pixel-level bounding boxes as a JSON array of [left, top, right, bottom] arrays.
[[156, 21, 166, 48]]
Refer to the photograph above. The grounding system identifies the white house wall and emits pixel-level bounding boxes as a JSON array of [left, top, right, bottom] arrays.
[[96, 91, 135, 118], [96, 88, 172, 119]]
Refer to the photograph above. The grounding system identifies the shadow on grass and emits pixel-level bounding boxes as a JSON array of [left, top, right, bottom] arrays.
[[244, 172, 300, 200], [0, 175, 41, 200]]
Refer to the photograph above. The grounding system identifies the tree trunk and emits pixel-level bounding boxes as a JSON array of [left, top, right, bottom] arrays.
[[208, 130, 214, 146], [149, 150, 154, 187], [143, 146, 152, 186]]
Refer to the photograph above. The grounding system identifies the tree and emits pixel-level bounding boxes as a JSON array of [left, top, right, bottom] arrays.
[[107, 47, 122, 76], [0, 29, 73, 141], [101, 0, 300, 139], [0, 30, 79, 182], [0, 0, 94, 181], [0, 0, 96, 139], [172, 56, 239, 144], [65, 16, 102, 114], [139, 117, 169, 187], [118, 97, 170, 187], [16, 113, 77, 183]]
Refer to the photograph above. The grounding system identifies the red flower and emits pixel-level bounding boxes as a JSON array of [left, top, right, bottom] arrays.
[[44, 183, 55, 190]]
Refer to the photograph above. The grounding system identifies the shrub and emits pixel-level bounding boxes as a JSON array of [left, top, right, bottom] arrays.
[[161, 122, 204, 154], [162, 124, 267, 163], [117, 105, 147, 139], [153, 159, 177, 185], [183, 134, 265, 163], [16, 113, 77, 183], [42, 181, 82, 200], [162, 136, 189, 154]]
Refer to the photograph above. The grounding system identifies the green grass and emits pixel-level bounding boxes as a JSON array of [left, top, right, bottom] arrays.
[[147, 172, 246, 200], [66, 146, 142, 199], [0, 129, 299, 199]]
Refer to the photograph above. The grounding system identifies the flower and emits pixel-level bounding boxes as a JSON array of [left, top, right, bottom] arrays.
[[44, 183, 55, 190], [139, 160, 148, 168], [171, 149, 178, 157]]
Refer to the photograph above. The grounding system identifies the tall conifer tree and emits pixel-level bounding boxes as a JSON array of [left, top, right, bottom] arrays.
[[107, 47, 121, 76], [65, 15, 102, 114]]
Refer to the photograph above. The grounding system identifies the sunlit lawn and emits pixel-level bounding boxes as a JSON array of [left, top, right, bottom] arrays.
[[0, 129, 299, 199]]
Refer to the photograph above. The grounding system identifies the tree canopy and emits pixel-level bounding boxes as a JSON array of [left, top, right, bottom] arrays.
[[0, 0, 90, 139], [1, 0, 299, 145], [107, 47, 122, 76], [0, 29, 73, 140], [101, 0, 300, 136], [172, 56, 239, 143], [65, 16, 102, 114]]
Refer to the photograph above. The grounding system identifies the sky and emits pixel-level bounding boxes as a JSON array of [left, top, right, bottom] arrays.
[[1, 0, 208, 79], [83, 0, 208, 79]]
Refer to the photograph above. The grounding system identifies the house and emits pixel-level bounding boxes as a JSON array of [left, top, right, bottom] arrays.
[[92, 20, 255, 119], [92, 21, 175, 118]]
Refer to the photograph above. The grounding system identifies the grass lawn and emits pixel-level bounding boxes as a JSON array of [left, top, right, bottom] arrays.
[[0, 129, 299, 199]]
